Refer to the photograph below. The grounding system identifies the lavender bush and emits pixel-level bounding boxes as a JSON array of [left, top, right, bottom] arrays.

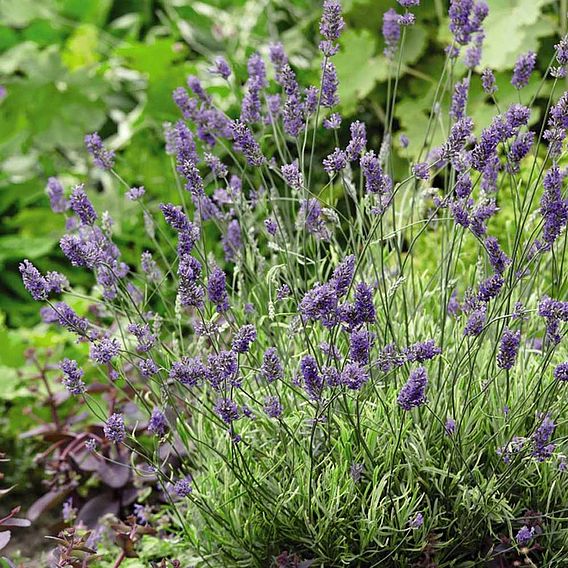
[[16, 0, 568, 565]]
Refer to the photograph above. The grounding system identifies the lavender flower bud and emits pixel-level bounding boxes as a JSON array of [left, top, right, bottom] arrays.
[[60, 359, 85, 395], [497, 328, 521, 370], [341, 361, 369, 390], [319, 0, 345, 43], [300, 355, 323, 400], [281, 161, 303, 190], [481, 68, 497, 94], [90, 337, 120, 364], [232, 324, 257, 353], [85, 132, 115, 170], [397, 366, 428, 410], [19, 259, 48, 301], [261, 348, 283, 383], [209, 56, 231, 79], [323, 148, 347, 175], [554, 362, 568, 382], [148, 408, 169, 437], [511, 51, 536, 90], [214, 398, 240, 424], [382, 9, 401, 58], [46, 177, 67, 213], [264, 395, 283, 418], [69, 185, 97, 226], [104, 413, 125, 444]]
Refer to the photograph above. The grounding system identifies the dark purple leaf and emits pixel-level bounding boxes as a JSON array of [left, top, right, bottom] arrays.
[[77, 492, 119, 528], [26, 488, 70, 522], [0, 531, 11, 551]]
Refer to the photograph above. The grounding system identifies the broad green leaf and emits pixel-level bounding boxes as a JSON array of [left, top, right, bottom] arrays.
[[481, 0, 555, 70], [62, 24, 100, 69], [335, 29, 384, 115]]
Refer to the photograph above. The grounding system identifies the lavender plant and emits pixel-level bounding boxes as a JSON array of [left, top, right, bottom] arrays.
[[17, 0, 568, 565]]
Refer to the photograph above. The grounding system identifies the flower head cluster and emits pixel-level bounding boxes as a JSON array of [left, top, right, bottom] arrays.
[[85, 132, 115, 170], [60, 359, 85, 395], [397, 367, 428, 410], [104, 413, 125, 444]]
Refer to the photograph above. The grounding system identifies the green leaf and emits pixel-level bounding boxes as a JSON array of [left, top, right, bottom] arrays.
[[481, 0, 555, 70], [335, 29, 383, 115], [62, 24, 100, 70]]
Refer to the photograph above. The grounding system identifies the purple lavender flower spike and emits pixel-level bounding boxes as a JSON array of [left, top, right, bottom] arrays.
[[397, 366, 428, 410], [281, 161, 303, 190], [261, 348, 283, 383], [170, 356, 207, 387], [383, 9, 401, 58], [300, 282, 338, 327], [540, 165, 568, 247], [511, 51, 536, 90], [554, 362, 568, 382], [173, 477, 193, 497], [397, 13, 415, 26], [69, 185, 97, 226], [405, 339, 442, 363], [361, 151, 392, 196], [485, 236, 510, 274], [46, 177, 67, 213], [300, 355, 323, 400], [449, 0, 488, 46], [214, 398, 240, 424], [241, 52, 266, 124], [208, 266, 230, 312], [232, 324, 257, 353], [354, 282, 376, 325], [139, 358, 159, 378], [223, 219, 242, 262], [478, 274, 504, 302], [90, 337, 120, 364], [104, 413, 125, 444], [127, 323, 156, 353], [60, 359, 85, 395], [209, 56, 231, 79], [269, 42, 288, 74], [515, 526, 534, 546], [533, 414, 555, 461], [321, 60, 339, 108], [349, 329, 374, 364], [19, 259, 48, 301], [341, 362, 369, 390], [497, 328, 521, 370], [323, 148, 347, 175], [450, 78, 470, 121], [412, 162, 430, 180], [319, 0, 345, 46], [464, 306, 486, 336], [331, 255, 356, 297], [231, 120, 266, 166], [85, 132, 115, 170], [323, 113, 342, 130], [148, 408, 168, 437], [187, 76, 210, 103], [264, 395, 283, 418], [481, 68, 497, 94], [346, 121, 367, 161], [409, 512, 424, 529], [445, 417, 456, 435]]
